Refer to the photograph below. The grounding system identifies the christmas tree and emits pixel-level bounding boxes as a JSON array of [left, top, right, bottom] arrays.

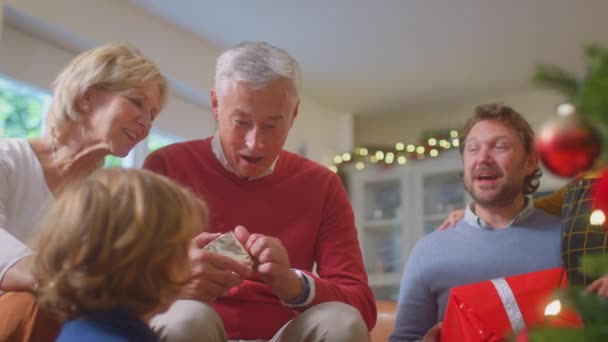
[[526, 45, 608, 341]]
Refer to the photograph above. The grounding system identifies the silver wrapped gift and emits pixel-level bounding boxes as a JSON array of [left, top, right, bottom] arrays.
[[203, 232, 253, 268]]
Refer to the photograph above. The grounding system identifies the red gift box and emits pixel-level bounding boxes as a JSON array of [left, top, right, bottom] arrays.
[[440, 267, 582, 342]]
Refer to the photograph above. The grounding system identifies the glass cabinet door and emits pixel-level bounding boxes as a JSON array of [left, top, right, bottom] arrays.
[[358, 178, 404, 305], [422, 172, 466, 234]]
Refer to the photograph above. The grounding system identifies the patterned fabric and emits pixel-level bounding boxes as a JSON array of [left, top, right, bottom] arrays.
[[561, 178, 608, 286]]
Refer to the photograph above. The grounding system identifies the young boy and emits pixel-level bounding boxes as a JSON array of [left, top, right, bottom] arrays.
[[31, 168, 207, 341]]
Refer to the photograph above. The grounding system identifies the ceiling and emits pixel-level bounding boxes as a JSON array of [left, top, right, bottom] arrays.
[[130, 0, 608, 115]]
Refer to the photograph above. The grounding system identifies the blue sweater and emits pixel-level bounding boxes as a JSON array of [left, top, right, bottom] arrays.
[[389, 208, 562, 342], [56, 308, 159, 342]]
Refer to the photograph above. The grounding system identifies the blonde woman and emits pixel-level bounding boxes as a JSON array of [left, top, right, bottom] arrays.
[[31, 168, 205, 341], [0, 43, 168, 341]]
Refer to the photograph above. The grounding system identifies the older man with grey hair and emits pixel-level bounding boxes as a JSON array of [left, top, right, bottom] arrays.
[[146, 42, 375, 342]]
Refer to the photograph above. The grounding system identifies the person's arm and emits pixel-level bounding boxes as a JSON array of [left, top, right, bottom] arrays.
[[302, 174, 377, 331], [0, 253, 35, 292], [0, 161, 35, 292], [436, 209, 465, 231], [389, 243, 438, 342], [586, 273, 608, 297], [143, 150, 253, 302], [533, 182, 568, 216]]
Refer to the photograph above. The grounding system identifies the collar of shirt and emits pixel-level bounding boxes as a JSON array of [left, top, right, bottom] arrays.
[[211, 131, 278, 180], [463, 196, 535, 230]]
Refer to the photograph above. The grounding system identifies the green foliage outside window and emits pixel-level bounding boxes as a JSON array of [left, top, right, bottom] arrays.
[[104, 155, 124, 168], [103, 130, 182, 168], [0, 77, 49, 138], [147, 131, 178, 152]]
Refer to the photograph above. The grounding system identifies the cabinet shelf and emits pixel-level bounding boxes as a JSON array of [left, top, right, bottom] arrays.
[[362, 219, 400, 229], [423, 213, 451, 222], [368, 272, 402, 286]]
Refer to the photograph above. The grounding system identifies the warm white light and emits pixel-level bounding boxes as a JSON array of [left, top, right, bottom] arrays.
[[397, 156, 407, 165], [452, 139, 460, 147], [557, 103, 576, 118], [329, 166, 338, 173], [385, 157, 394, 164], [342, 153, 351, 161], [406, 144, 416, 152], [386, 152, 394, 159], [450, 130, 458, 138], [360, 148, 369, 156], [430, 149, 439, 157], [369, 156, 378, 163], [590, 209, 606, 226], [333, 155, 343, 164], [416, 146, 425, 154], [395, 142, 405, 151], [544, 299, 561, 316], [375, 151, 385, 160], [355, 162, 365, 170], [428, 138, 437, 146]]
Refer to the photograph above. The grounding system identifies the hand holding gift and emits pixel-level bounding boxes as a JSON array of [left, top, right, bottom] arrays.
[[182, 231, 252, 302]]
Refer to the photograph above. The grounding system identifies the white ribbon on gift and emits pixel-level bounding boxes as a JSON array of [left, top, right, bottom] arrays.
[[490, 277, 526, 332]]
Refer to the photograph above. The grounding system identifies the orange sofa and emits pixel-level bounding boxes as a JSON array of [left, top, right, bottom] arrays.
[[370, 301, 397, 342]]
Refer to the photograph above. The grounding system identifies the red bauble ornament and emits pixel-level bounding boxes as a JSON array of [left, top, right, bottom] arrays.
[[536, 105, 602, 178]]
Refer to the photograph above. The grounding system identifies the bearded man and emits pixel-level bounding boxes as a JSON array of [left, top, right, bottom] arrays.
[[389, 103, 562, 342]]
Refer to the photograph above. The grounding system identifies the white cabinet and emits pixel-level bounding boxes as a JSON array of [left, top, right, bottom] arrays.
[[345, 149, 567, 300]]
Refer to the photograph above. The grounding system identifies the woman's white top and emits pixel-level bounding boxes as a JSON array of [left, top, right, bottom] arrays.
[[0, 138, 53, 284]]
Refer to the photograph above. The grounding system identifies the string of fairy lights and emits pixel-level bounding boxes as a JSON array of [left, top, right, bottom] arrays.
[[328, 130, 461, 173]]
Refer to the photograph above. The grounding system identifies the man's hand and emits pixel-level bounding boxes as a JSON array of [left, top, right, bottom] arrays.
[[234, 226, 303, 302], [180, 232, 252, 302], [436, 209, 465, 231], [422, 322, 442, 342], [0, 255, 36, 292], [586, 273, 608, 297]]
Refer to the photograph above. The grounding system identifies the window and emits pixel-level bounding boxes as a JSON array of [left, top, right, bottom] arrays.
[[0, 75, 184, 167], [105, 130, 184, 168], [0, 76, 51, 138]]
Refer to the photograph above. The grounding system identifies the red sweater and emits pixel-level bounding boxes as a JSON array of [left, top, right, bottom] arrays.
[[143, 138, 376, 340]]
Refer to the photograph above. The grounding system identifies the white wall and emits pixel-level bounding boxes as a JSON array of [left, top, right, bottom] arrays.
[[1, 0, 352, 164], [289, 98, 354, 165], [0, 0, 3, 38], [355, 89, 565, 147]]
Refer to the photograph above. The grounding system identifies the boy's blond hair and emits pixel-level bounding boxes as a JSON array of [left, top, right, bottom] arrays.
[[32, 168, 205, 319]]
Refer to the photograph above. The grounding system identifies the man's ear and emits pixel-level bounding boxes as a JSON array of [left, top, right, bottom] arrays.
[[210, 89, 220, 121], [525, 149, 540, 176], [290, 99, 300, 127]]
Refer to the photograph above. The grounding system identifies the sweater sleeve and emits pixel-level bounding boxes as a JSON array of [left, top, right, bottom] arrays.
[[305, 175, 377, 331], [389, 242, 437, 342], [534, 182, 568, 216]]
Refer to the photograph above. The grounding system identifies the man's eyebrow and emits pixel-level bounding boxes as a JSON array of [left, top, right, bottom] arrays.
[[232, 109, 249, 116], [266, 115, 284, 121]]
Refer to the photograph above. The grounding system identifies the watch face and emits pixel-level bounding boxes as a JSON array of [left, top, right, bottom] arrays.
[[203, 232, 253, 268]]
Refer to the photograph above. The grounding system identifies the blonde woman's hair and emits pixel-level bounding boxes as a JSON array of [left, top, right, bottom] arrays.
[[32, 168, 205, 319], [46, 43, 169, 137]]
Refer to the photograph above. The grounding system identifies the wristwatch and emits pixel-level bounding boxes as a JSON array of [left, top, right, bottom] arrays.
[[289, 269, 311, 305]]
